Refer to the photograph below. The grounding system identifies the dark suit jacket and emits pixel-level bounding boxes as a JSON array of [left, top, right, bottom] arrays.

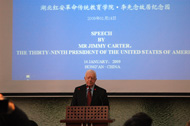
[[71, 84, 109, 107]]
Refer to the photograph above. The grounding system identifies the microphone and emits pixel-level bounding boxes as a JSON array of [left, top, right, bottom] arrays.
[[86, 86, 90, 106]]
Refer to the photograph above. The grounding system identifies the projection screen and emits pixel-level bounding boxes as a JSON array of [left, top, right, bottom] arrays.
[[0, 0, 190, 96]]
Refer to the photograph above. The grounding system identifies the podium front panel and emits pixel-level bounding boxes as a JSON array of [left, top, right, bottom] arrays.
[[66, 106, 109, 120]]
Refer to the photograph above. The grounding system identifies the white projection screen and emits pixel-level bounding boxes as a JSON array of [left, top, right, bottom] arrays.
[[0, 0, 190, 96]]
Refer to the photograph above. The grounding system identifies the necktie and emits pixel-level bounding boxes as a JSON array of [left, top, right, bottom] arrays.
[[87, 88, 92, 106]]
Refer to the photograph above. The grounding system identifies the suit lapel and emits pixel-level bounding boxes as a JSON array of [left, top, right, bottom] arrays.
[[81, 84, 87, 106]]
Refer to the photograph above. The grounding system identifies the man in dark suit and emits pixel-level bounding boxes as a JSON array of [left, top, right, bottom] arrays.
[[71, 69, 109, 106]]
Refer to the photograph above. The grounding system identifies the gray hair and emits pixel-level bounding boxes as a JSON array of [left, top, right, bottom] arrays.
[[85, 69, 97, 78]]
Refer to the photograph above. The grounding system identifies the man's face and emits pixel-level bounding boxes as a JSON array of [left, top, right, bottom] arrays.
[[84, 72, 97, 88]]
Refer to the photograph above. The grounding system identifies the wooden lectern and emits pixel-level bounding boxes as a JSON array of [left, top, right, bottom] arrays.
[[60, 106, 115, 126]]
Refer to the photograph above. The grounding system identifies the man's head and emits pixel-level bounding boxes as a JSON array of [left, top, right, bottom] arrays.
[[84, 69, 97, 88], [0, 94, 15, 114], [124, 112, 152, 126]]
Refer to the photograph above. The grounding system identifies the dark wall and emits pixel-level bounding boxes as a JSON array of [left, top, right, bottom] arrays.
[[10, 97, 190, 126]]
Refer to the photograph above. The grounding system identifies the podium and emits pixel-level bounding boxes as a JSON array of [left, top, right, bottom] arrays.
[[60, 106, 115, 126]]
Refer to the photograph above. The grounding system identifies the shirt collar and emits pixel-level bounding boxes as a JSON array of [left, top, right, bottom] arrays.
[[86, 84, 95, 90]]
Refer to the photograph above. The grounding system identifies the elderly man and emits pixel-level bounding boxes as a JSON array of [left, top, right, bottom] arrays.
[[71, 69, 109, 106]]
